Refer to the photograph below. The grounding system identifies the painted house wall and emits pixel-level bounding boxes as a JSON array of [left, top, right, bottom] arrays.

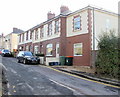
[[0, 35, 4, 49], [4, 33, 19, 52], [11, 34, 18, 51], [91, 9, 118, 50], [39, 19, 61, 42], [66, 10, 88, 37]]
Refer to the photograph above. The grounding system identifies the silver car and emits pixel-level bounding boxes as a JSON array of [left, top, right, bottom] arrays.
[[1, 49, 11, 57]]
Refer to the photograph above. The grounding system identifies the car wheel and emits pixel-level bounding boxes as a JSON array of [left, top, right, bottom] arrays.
[[23, 59, 27, 64], [2, 54, 4, 57], [37, 61, 40, 64], [17, 59, 20, 63]]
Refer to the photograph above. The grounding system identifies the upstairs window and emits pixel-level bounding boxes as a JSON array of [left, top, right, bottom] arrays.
[[46, 44, 53, 56], [26, 31, 28, 40], [22, 33, 24, 42], [19, 34, 21, 42], [48, 23, 52, 36], [35, 29, 38, 40], [40, 26, 44, 38], [73, 16, 81, 31], [55, 20, 59, 33], [30, 31, 32, 39]]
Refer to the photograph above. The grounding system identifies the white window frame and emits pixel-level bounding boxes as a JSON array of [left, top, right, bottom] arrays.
[[34, 45, 39, 54], [48, 23, 52, 36], [73, 16, 81, 31], [46, 44, 53, 56], [40, 26, 44, 38], [74, 43, 83, 56], [55, 20, 59, 33]]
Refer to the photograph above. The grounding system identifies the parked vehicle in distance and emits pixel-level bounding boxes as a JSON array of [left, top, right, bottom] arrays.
[[0, 49, 2, 55], [16, 51, 40, 64], [1, 49, 12, 57]]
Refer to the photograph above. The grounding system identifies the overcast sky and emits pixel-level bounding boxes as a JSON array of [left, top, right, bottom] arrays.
[[0, 0, 119, 35]]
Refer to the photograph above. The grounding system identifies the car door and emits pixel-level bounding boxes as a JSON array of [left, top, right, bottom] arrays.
[[20, 52, 25, 62], [18, 51, 24, 62]]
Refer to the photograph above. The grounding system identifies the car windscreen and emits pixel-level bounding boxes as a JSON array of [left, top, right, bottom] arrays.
[[3, 50, 9, 52], [24, 52, 33, 56]]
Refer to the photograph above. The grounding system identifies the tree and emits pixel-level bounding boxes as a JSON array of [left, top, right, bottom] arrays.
[[95, 30, 120, 79]]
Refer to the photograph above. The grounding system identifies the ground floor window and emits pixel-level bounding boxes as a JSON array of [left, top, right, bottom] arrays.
[[74, 43, 83, 56], [26, 45, 29, 51], [46, 44, 53, 56], [34, 45, 39, 54]]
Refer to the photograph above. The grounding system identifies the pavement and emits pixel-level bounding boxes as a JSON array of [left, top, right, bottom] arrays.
[[0, 73, 2, 96], [51, 66, 120, 88], [0, 56, 8, 96], [0, 56, 2, 96]]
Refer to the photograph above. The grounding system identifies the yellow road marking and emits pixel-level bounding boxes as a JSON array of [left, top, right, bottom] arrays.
[[40, 65, 120, 89]]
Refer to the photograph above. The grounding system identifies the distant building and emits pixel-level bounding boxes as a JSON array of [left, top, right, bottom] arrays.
[[0, 33, 5, 49], [18, 5, 118, 66], [3, 28, 24, 52]]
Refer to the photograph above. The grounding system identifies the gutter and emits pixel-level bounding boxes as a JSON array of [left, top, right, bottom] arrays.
[[55, 68, 120, 88]]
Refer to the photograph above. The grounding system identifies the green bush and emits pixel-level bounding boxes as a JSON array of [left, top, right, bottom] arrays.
[[11, 52, 16, 57], [95, 31, 120, 79]]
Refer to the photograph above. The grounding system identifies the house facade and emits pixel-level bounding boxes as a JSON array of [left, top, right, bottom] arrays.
[[18, 5, 118, 66], [3, 28, 24, 52], [0, 34, 5, 49]]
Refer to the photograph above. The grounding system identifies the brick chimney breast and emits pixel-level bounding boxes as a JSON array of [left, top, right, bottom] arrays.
[[60, 5, 69, 13], [47, 11, 55, 20]]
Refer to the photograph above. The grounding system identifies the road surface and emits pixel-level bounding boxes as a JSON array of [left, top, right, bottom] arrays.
[[1, 57, 120, 96]]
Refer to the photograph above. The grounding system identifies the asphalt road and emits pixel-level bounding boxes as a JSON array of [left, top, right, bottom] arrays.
[[1, 57, 120, 96]]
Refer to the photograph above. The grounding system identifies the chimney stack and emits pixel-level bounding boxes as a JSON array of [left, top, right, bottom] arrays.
[[2, 33, 4, 37], [60, 5, 69, 14], [47, 11, 55, 20]]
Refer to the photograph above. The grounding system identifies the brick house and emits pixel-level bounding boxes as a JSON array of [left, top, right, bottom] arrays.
[[18, 5, 118, 66]]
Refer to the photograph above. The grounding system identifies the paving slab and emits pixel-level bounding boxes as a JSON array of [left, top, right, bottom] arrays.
[[0, 56, 2, 96]]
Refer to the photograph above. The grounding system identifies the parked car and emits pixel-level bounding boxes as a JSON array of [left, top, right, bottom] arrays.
[[1, 49, 11, 57], [16, 51, 40, 64], [0, 49, 2, 55]]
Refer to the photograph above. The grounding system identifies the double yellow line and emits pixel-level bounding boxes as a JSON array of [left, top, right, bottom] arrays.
[[42, 65, 120, 89]]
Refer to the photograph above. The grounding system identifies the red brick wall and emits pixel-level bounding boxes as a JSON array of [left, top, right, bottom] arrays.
[[60, 17, 67, 56], [31, 38, 60, 58], [66, 33, 91, 66]]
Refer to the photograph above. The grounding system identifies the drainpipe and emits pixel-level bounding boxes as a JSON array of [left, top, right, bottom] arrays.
[[92, 7, 96, 68], [93, 7, 95, 51]]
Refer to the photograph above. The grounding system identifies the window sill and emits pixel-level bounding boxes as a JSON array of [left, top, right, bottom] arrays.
[[46, 55, 53, 57], [73, 28, 82, 32], [74, 55, 82, 56], [55, 32, 59, 35], [47, 35, 52, 37]]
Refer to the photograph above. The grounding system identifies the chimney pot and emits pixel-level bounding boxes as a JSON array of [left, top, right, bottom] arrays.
[[47, 11, 55, 20], [60, 5, 69, 13]]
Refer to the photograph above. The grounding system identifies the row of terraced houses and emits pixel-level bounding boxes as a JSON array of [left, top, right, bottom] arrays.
[[18, 5, 118, 66]]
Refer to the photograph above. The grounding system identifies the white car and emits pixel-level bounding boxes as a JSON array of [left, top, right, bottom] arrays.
[[1, 49, 11, 57]]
